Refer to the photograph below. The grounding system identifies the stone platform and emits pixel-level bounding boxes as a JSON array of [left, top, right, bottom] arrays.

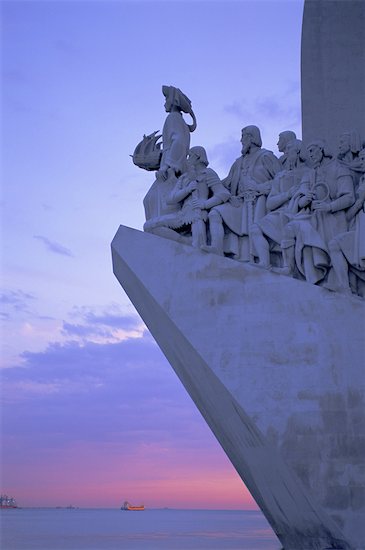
[[112, 224, 365, 550]]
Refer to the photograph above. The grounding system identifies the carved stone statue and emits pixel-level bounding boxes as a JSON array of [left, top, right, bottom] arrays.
[[277, 140, 355, 284], [337, 130, 362, 164], [143, 146, 230, 247], [277, 130, 297, 167], [143, 85, 196, 232], [337, 130, 363, 187], [132, 86, 364, 300], [202, 125, 281, 260], [328, 148, 365, 295], [250, 139, 309, 269]]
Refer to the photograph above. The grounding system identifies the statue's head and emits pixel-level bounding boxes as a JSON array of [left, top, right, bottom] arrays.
[[188, 146, 209, 167], [162, 85, 197, 132], [286, 139, 304, 166], [359, 148, 365, 172], [338, 130, 362, 156], [241, 125, 262, 154], [162, 85, 190, 113], [277, 130, 297, 153], [306, 139, 331, 166]]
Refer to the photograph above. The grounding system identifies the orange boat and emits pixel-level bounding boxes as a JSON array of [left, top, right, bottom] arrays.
[[121, 500, 144, 511]]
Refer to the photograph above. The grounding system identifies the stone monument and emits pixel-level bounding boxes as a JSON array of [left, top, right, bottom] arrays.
[[301, 0, 365, 155], [112, 2, 365, 548]]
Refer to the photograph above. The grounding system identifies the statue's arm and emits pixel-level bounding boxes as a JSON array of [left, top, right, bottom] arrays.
[[329, 176, 355, 213], [167, 176, 194, 204], [266, 176, 290, 211], [345, 181, 365, 221], [221, 161, 238, 190], [191, 170, 230, 210], [294, 176, 313, 208], [206, 182, 230, 209], [262, 152, 282, 179]]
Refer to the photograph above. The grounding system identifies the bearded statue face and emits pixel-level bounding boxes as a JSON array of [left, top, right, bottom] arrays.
[[338, 134, 351, 156], [277, 134, 286, 153], [241, 131, 252, 155]]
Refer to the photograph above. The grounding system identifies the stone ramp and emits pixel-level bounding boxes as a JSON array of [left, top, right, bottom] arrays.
[[112, 224, 365, 549]]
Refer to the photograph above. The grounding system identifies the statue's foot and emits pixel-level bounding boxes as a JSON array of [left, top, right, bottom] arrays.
[[201, 245, 223, 256], [272, 266, 292, 276]]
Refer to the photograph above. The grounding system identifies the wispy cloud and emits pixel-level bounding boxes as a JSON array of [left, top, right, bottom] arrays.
[[2, 334, 204, 447], [63, 306, 145, 343], [0, 289, 36, 311], [1, 332, 253, 509], [223, 100, 251, 120], [33, 235, 73, 257], [223, 82, 301, 133], [207, 137, 241, 175]]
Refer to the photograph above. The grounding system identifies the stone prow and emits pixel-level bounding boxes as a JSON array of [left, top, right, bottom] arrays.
[[112, 225, 365, 550]]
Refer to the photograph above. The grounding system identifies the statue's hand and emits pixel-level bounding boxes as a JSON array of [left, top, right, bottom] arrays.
[[258, 182, 271, 196], [312, 201, 331, 212], [192, 198, 206, 210], [187, 180, 198, 193], [287, 186, 298, 199], [156, 168, 169, 181], [303, 190, 315, 203], [229, 196, 242, 208], [244, 177, 258, 192]]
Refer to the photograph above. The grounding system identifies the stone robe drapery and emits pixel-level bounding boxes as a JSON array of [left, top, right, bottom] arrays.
[[159, 111, 190, 175], [334, 175, 365, 278], [143, 111, 191, 224], [214, 148, 281, 237], [256, 166, 308, 246], [286, 159, 354, 284]]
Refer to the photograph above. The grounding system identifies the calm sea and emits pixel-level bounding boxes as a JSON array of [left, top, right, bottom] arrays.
[[1, 508, 282, 549]]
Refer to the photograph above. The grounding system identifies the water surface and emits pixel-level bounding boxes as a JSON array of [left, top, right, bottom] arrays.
[[1, 508, 281, 549]]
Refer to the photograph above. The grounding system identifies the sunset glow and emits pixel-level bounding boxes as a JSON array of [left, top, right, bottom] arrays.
[[1, 0, 303, 509]]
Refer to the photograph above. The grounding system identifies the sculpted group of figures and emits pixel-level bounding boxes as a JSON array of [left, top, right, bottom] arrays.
[[133, 86, 365, 298]]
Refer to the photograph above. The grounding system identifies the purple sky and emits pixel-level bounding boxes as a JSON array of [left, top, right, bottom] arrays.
[[1, 0, 304, 508]]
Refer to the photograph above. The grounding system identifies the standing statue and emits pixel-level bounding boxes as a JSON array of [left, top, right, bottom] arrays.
[[250, 139, 309, 269], [277, 140, 355, 283], [328, 148, 365, 296], [277, 130, 297, 168], [202, 125, 281, 260], [141, 86, 197, 234], [144, 146, 230, 247]]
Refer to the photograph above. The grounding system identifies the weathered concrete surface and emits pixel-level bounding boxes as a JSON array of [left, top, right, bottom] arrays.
[[112, 225, 365, 550], [301, 0, 365, 153]]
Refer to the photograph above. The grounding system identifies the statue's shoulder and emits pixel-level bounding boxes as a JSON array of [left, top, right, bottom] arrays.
[[259, 149, 281, 171], [260, 148, 279, 161], [326, 157, 352, 178], [205, 167, 221, 184]]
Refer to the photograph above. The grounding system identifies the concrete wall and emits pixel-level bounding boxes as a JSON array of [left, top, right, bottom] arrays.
[[301, 0, 365, 153]]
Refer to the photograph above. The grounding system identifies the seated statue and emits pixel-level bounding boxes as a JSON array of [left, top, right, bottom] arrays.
[[145, 146, 230, 247], [250, 139, 309, 269], [143, 85, 197, 234], [277, 140, 355, 284], [202, 125, 281, 259], [328, 148, 365, 296]]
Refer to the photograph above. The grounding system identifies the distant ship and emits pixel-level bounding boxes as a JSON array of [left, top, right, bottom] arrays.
[[121, 500, 145, 511], [0, 495, 18, 509]]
